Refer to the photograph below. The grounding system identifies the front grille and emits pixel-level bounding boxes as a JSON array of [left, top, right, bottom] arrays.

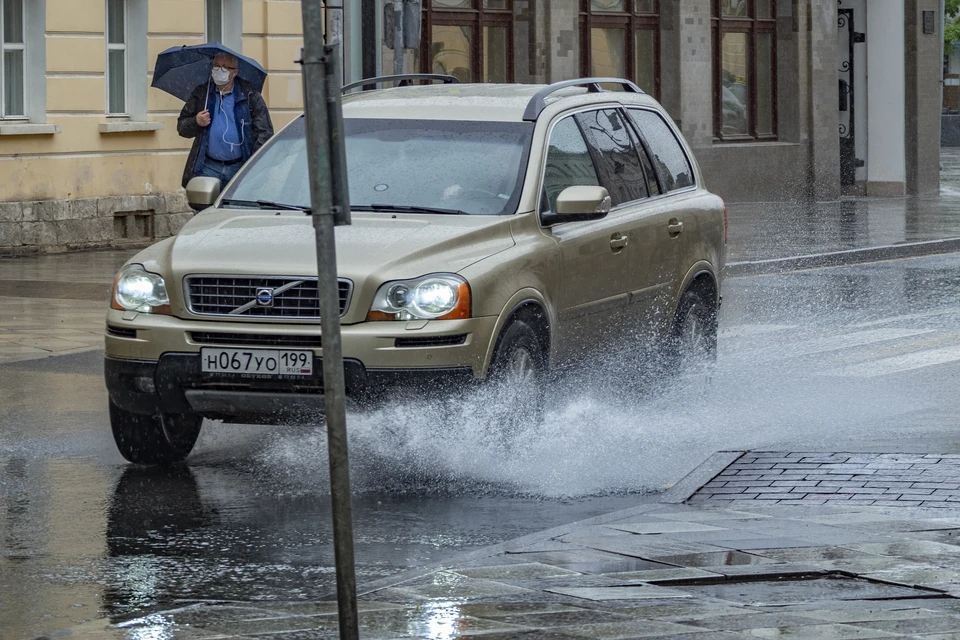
[[394, 335, 467, 348], [106, 325, 137, 339], [191, 332, 322, 348], [184, 276, 352, 318]]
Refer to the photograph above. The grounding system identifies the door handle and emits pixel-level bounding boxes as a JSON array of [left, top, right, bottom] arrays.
[[667, 219, 684, 236], [610, 233, 628, 251]]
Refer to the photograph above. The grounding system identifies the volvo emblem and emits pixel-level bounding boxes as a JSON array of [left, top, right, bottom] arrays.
[[255, 288, 275, 307]]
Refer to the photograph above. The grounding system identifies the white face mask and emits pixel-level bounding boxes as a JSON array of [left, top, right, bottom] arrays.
[[211, 66, 231, 86]]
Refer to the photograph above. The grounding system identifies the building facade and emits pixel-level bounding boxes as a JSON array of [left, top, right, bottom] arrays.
[[0, 0, 944, 254], [0, 0, 304, 254], [374, 0, 942, 202]]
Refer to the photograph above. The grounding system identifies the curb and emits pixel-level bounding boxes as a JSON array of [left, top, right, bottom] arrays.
[[726, 237, 960, 276], [659, 450, 745, 504]]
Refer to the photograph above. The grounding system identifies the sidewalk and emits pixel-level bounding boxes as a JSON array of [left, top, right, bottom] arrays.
[[58, 451, 960, 639], [726, 148, 960, 274]]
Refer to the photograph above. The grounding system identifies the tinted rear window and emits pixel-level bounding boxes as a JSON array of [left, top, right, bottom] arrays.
[[628, 109, 695, 192], [577, 109, 649, 205]]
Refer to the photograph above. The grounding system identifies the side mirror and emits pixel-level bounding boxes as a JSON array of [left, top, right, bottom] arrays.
[[542, 185, 612, 225], [185, 177, 221, 212]]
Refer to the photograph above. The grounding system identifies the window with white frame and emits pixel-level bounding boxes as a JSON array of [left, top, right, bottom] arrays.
[[103, 0, 146, 120], [106, 0, 126, 114], [1, 0, 25, 118], [207, 0, 240, 50], [206, 0, 222, 43]]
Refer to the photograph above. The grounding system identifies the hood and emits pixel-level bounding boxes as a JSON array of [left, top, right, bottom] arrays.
[[168, 209, 516, 284]]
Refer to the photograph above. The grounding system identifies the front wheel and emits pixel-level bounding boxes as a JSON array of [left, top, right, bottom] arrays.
[[110, 401, 202, 464], [484, 320, 547, 435]]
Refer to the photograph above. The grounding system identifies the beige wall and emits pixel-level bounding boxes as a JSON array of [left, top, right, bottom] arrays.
[[0, 0, 304, 204]]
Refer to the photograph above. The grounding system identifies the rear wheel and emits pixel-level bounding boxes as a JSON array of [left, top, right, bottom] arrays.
[[485, 320, 546, 435], [110, 401, 202, 464], [667, 288, 718, 373]]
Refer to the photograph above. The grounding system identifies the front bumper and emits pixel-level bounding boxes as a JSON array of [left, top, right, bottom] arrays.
[[104, 309, 498, 376], [105, 354, 474, 422]]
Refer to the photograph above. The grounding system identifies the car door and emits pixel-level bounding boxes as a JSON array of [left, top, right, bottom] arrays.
[[626, 108, 701, 330], [541, 114, 632, 364], [576, 107, 676, 339]]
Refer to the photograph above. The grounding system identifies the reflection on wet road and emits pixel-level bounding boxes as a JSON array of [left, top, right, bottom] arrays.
[[0, 350, 647, 638], [4, 253, 960, 638]]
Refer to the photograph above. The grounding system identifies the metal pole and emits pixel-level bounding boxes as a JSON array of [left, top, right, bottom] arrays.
[[393, 0, 404, 76], [299, 2, 359, 639], [325, 0, 344, 46], [362, 0, 379, 80]]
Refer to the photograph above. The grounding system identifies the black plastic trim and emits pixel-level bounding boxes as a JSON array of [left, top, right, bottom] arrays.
[[523, 77, 643, 122], [105, 355, 475, 419], [394, 335, 467, 348], [343, 73, 459, 93], [190, 332, 322, 348], [106, 325, 137, 339]]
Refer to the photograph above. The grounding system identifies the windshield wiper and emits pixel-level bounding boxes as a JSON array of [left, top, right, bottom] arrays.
[[221, 198, 310, 212], [361, 203, 468, 215]]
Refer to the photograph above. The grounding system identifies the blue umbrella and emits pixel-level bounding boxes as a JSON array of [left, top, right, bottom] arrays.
[[151, 42, 267, 101]]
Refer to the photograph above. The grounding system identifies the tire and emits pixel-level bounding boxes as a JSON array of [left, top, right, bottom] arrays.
[[109, 401, 202, 464], [667, 288, 718, 374], [485, 320, 547, 434]]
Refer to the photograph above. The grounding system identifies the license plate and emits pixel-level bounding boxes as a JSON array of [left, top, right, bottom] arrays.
[[201, 348, 314, 376]]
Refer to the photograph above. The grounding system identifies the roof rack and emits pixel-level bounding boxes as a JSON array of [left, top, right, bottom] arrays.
[[342, 73, 460, 94], [522, 77, 643, 122]]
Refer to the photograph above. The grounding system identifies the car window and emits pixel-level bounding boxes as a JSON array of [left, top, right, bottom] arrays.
[[540, 116, 601, 214], [576, 109, 649, 206], [624, 115, 661, 197], [223, 117, 533, 216], [627, 108, 695, 192]]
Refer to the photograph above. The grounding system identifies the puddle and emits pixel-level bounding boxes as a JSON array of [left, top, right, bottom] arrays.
[[679, 575, 943, 606], [653, 550, 774, 567], [554, 557, 672, 574]]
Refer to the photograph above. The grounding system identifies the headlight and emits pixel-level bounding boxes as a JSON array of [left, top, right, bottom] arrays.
[[111, 264, 171, 314], [367, 274, 470, 321]]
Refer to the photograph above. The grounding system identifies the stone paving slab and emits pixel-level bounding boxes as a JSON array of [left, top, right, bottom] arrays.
[[0, 296, 105, 364]]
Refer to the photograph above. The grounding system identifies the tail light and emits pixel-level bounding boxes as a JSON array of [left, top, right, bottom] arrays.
[[722, 199, 728, 245]]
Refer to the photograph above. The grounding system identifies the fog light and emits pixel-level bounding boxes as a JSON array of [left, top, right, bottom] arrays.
[[134, 375, 156, 394]]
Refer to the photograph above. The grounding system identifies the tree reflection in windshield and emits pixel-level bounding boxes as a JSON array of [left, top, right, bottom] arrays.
[[223, 117, 534, 216]]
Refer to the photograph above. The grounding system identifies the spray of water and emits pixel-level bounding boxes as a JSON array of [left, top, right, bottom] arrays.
[[236, 328, 923, 499]]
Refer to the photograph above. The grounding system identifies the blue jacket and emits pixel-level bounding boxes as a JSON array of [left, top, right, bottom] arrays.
[[177, 78, 274, 187]]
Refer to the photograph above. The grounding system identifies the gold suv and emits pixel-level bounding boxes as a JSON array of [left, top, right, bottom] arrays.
[[104, 77, 726, 464]]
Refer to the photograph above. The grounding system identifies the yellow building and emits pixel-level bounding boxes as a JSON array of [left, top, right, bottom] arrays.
[[0, 0, 305, 253]]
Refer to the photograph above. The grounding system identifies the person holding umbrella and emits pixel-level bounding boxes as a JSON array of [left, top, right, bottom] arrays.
[[154, 43, 274, 191]]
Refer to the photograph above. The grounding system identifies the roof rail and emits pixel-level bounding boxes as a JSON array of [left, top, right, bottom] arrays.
[[522, 77, 643, 122], [342, 73, 460, 94]]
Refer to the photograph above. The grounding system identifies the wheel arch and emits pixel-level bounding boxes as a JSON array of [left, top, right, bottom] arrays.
[[481, 290, 553, 378], [677, 262, 720, 310]]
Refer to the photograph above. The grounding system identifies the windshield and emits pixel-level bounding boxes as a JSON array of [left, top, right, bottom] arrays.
[[222, 117, 534, 216]]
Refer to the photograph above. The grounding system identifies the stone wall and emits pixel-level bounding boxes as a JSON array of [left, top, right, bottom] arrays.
[[546, 0, 579, 81], [0, 193, 193, 255]]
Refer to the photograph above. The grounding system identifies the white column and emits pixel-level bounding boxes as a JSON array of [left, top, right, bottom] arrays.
[[866, 0, 906, 195]]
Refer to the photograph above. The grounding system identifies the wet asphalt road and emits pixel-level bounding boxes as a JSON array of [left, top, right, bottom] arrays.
[[4, 253, 960, 639]]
